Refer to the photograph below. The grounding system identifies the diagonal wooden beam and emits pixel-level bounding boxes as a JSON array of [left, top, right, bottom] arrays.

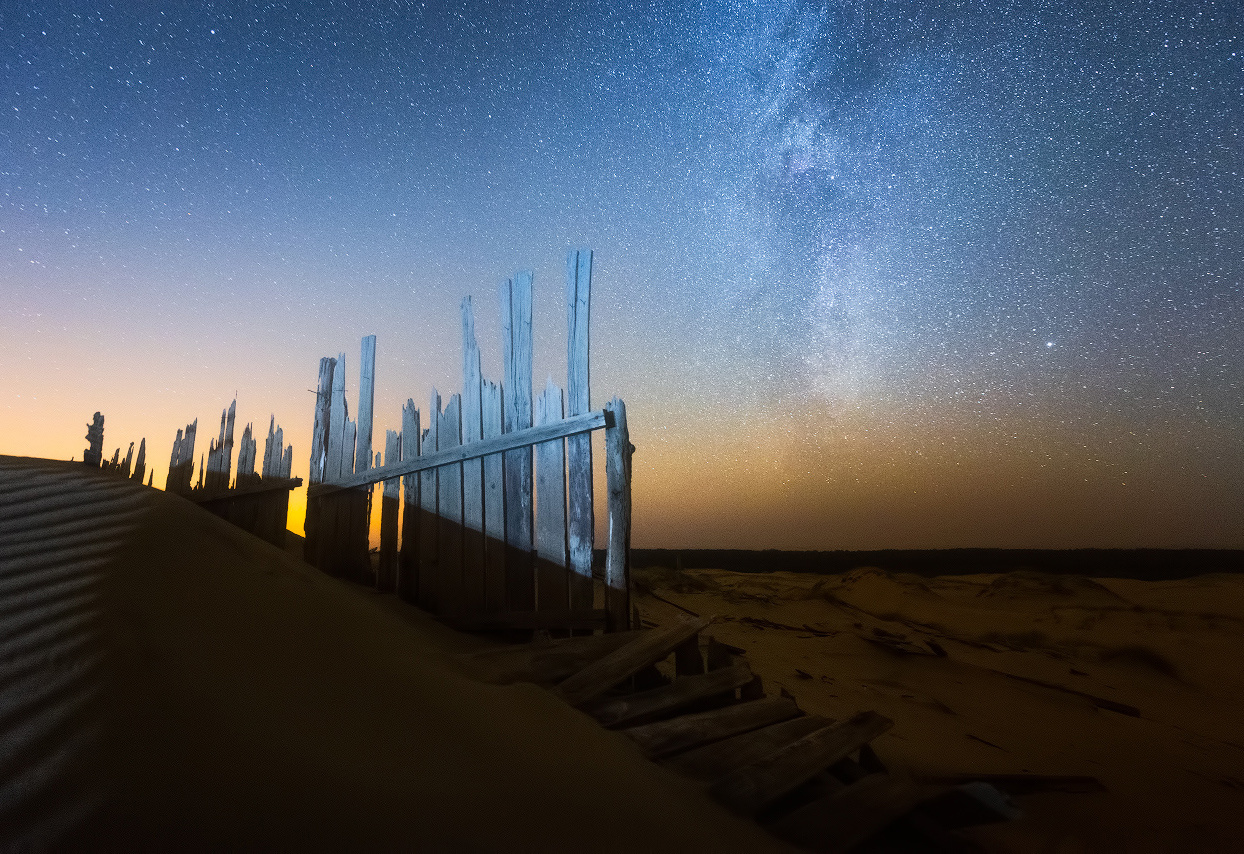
[[553, 615, 709, 707], [586, 662, 754, 729], [309, 410, 610, 497], [708, 710, 894, 816]]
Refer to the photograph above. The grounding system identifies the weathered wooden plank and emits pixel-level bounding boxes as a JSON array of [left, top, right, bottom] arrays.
[[418, 393, 440, 611], [131, 437, 146, 484], [398, 399, 420, 602], [121, 442, 134, 479], [437, 394, 463, 615], [262, 416, 276, 478], [587, 662, 753, 729], [377, 429, 401, 593], [281, 443, 292, 478], [461, 297, 486, 614], [461, 628, 647, 686], [707, 711, 895, 816], [309, 356, 335, 486], [624, 697, 805, 761], [534, 378, 568, 614], [223, 399, 236, 486], [356, 334, 376, 475], [448, 609, 609, 633], [309, 410, 609, 496], [326, 351, 348, 481], [566, 248, 594, 612], [664, 713, 830, 780], [481, 380, 505, 613], [604, 397, 632, 631], [553, 615, 709, 707], [502, 272, 534, 612], [84, 412, 104, 468], [188, 476, 302, 501]]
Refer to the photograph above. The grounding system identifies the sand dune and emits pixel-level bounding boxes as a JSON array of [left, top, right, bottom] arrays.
[[0, 458, 789, 852], [635, 564, 1244, 853]]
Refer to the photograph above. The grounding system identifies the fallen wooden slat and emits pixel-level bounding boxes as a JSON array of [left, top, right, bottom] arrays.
[[461, 629, 646, 685], [587, 662, 754, 729], [449, 609, 608, 633], [665, 714, 832, 780], [553, 615, 709, 706], [768, 772, 941, 853], [708, 711, 895, 816], [625, 696, 802, 760]]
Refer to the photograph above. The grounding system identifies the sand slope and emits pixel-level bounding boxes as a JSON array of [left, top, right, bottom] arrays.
[[0, 458, 790, 852], [635, 564, 1244, 853]]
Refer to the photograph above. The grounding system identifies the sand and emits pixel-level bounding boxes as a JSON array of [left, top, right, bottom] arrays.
[[634, 564, 1244, 853], [0, 457, 790, 852]]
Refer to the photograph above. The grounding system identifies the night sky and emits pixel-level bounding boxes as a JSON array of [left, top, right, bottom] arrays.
[[4, 1, 1241, 549]]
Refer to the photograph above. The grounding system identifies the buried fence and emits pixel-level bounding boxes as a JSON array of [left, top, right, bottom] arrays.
[[164, 401, 302, 548], [304, 249, 635, 633]]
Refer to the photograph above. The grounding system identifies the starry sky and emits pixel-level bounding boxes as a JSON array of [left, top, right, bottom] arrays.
[[3, 1, 1242, 550]]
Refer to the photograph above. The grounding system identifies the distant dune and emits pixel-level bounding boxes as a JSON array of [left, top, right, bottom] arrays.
[[624, 547, 1244, 581], [0, 457, 788, 852]]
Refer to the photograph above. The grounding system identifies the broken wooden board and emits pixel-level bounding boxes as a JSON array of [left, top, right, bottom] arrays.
[[461, 629, 647, 686], [665, 713, 833, 781], [586, 662, 754, 729], [553, 615, 709, 707], [624, 696, 803, 760], [708, 711, 894, 817]]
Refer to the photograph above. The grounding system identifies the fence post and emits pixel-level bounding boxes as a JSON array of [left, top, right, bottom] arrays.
[[398, 399, 420, 601], [378, 429, 400, 593], [535, 378, 569, 614], [306, 356, 336, 565], [566, 248, 594, 614], [461, 298, 487, 614], [605, 397, 633, 632], [84, 412, 104, 468], [502, 272, 535, 612]]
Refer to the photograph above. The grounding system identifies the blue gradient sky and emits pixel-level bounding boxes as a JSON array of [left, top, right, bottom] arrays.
[[3, 1, 1242, 548]]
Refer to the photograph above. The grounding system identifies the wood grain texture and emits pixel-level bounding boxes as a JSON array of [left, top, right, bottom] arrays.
[[502, 272, 534, 611], [309, 356, 335, 486], [566, 248, 594, 611], [326, 351, 347, 481], [625, 697, 805, 761], [436, 394, 463, 615], [378, 429, 400, 593], [554, 615, 709, 707], [418, 392, 440, 611], [707, 711, 895, 816], [604, 397, 632, 631], [534, 378, 568, 613], [356, 335, 376, 474], [398, 399, 420, 601], [664, 713, 830, 780], [587, 662, 753, 729], [309, 411, 607, 495], [481, 380, 505, 613], [461, 298, 486, 613]]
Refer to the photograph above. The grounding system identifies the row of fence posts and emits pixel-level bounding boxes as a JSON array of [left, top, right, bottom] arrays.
[[304, 250, 634, 633]]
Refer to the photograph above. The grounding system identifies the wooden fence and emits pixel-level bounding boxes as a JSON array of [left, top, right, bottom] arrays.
[[304, 249, 634, 633], [82, 411, 151, 485], [164, 401, 302, 547]]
